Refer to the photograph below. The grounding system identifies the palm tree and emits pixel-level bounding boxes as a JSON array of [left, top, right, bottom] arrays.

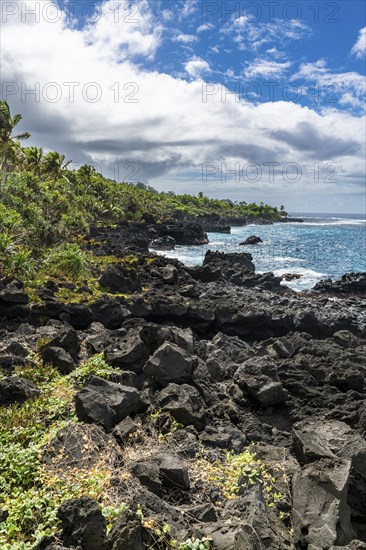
[[76, 164, 96, 192], [42, 151, 72, 181], [7, 141, 28, 174], [0, 100, 30, 195], [24, 146, 44, 177]]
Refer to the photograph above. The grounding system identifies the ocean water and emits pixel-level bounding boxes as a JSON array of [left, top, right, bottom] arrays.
[[153, 213, 366, 291]]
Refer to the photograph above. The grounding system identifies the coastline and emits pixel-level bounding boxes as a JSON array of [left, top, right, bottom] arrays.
[[1, 219, 366, 549]]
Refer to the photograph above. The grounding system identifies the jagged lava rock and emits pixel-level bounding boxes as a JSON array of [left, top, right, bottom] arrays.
[[99, 263, 142, 293], [156, 383, 206, 430], [0, 376, 40, 405], [57, 497, 109, 550], [239, 235, 263, 245], [75, 376, 147, 431], [292, 457, 355, 548], [235, 357, 289, 407], [144, 342, 194, 386]]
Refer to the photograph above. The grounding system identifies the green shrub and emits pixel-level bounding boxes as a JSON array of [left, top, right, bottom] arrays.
[[0, 203, 23, 232], [0, 231, 35, 280], [69, 354, 116, 384], [43, 243, 91, 281]]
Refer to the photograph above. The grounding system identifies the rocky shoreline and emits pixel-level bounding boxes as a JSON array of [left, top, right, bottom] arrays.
[[1, 221, 366, 550]]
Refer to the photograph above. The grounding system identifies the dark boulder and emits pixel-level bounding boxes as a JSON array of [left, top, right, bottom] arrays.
[[130, 460, 162, 494], [41, 327, 80, 361], [0, 376, 40, 405], [200, 424, 247, 452], [281, 272, 302, 281], [165, 222, 208, 245], [239, 235, 263, 245], [314, 272, 366, 295], [99, 263, 141, 293], [75, 376, 147, 431], [180, 504, 217, 522], [234, 357, 289, 407], [40, 346, 75, 374], [157, 452, 190, 490], [292, 458, 355, 548], [112, 416, 140, 444], [57, 497, 109, 550], [88, 222, 149, 255], [203, 250, 255, 272], [196, 484, 291, 549], [91, 297, 130, 329], [108, 509, 152, 550], [62, 303, 94, 330], [143, 342, 194, 386], [105, 328, 150, 373], [0, 281, 29, 304], [156, 383, 206, 430], [84, 322, 114, 354], [292, 419, 366, 473], [162, 264, 179, 284], [149, 236, 175, 251]]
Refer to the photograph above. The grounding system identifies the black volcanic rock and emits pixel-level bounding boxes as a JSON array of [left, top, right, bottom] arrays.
[[239, 235, 263, 245], [88, 222, 150, 255], [144, 342, 194, 386], [149, 236, 175, 250], [75, 376, 147, 431], [99, 263, 142, 293], [314, 272, 366, 295], [156, 383, 206, 430], [57, 497, 109, 550], [40, 346, 76, 374], [202, 224, 231, 234], [0, 281, 29, 304], [203, 250, 255, 272], [0, 376, 40, 405]]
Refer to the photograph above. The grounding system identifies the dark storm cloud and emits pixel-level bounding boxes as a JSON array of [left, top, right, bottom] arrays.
[[270, 121, 361, 159]]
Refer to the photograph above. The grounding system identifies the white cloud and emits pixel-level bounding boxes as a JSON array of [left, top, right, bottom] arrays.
[[233, 15, 251, 29], [179, 0, 198, 20], [339, 93, 364, 109], [265, 47, 286, 59], [221, 16, 311, 51], [162, 9, 173, 21], [351, 27, 366, 58], [1, 0, 364, 209], [197, 23, 214, 33], [184, 56, 211, 79], [245, 59, 292, 78], [173, 33, 198, 44], [292, 59, 366, 112], [85, 0, 163, 62]]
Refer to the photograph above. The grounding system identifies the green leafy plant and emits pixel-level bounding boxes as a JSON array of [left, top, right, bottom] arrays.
[[69, 354, 116, 384], [194, 448, 284, 507], [179, 537, 212, 550], [42, 243, 91, 281]]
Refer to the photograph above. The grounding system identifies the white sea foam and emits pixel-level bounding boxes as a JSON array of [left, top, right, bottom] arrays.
[[287, 220, 365, 226], [270, 267, 328, 292], [271, 256, 306, 263]]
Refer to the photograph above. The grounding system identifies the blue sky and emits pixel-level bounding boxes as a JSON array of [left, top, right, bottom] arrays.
[[1, 0, 366, 212]]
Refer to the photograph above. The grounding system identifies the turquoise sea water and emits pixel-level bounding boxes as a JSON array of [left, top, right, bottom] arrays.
[[153, 213, 366, 291]]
